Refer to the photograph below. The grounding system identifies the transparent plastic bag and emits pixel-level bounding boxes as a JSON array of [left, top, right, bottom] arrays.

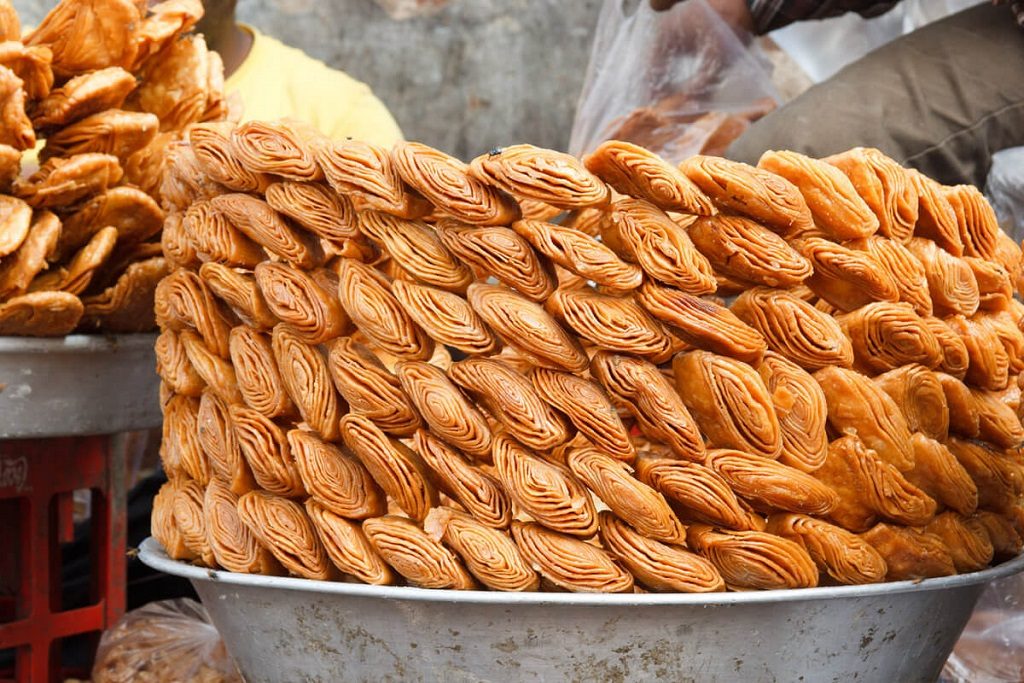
[[372, 0, 449, 20], [569, 0, 781, 164], [92, 599, 243, 683], [942, 573, 1024, 682], [986, 146, 1024, 242]]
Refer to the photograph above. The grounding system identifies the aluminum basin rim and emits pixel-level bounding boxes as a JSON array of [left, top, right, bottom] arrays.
[[139, 536, 1024, 606]]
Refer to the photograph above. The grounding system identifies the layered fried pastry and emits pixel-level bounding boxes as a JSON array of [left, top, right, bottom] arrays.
[[936, 372, 981, 438], [493, 433, 598, 537], [468, 144, 610, 209], [339, 414, 439, 521], [636, 280, 766, 363], [583, 140, 715, 215], [608, 197, 716, 294], [436, 220, 555, 301], [424, 507, 539, 591], [591, 352, 705, 461], [0, 210, 60, 298], [34, 65, 138, 128], [972, 389, 1024, 449], [0, 194, 31, 258], [945, 185, 1000, 259], [133, 0, 204, 68], [511, 218, 643, 293], [467, 283, 587, 373], [758, 150, 878, 240], [567, 447, 686, 544], [598, 511, 724, 592], [992, 232, 1024, 291], [123, 130, 173, 198], [793, 237, 899, 312], [978, 311, 1024, 373], [163, 393, 207, 483], [189, 122, 271, 193], [271, 324, 343, 441], [511, 521, 632, 593], [41, 109, 158, 162], [14, 153, 122, 209], [965, 257, 1013, 311], [815, 366, 914, 470], [686, 524, 819, 590], [947, 438, 1019, 513], [519, 198, 563, 222], [923, 512, 993, 573], [59, 186, 163, 260], [847, 235, 933, 316], [229, 404, 307, 498], [689, 214, 811, 287], [228, 326, 295, 418], [390, 280, 499, 356], [972, 510, 1023, 560], [923, 317, 970, 379], [0, 143, 19, 191], [209, 193, 323, 269], [154, 268, 234, 358], [766, 513, 887, 585], [635, 457, 763, 530], [127, 33, 211, 131], [673, 350, 781, 459], [179, 330, 241, 404], [199, 263, 277, 330], [363, 516, 478, 593], [171, 479, 216, 566], [0, 291, 82, 335], [0, 66, 32, 150], [78, 256, 167, 333], [859, 523, 955, 580], [909, 170, 964, 255], [705, 448, 838, 515], [546, 287, 677, 363], [394, 361, 492, 461], [254, 262, 346, 344], [449, 357, 570, 452], [837, 302, 942, 373], [160, 140, 226, 211], [265, 180, 358, 246], [679, 155, 814, 234], [825, 147, 918, 243], [326, 337, 420, 435], [184, 200, 264, 268], [336, 259, 434, 361], [755, 353, 829, 472], [530, 368, 636, 462], [237, 490, 334, 580], [229, 119, 321, 181], [314, 138, 431, 217], [288, 429, 387, 520], [732, 287, 852, 370], [873, 364, 949, 440], [155, 329, 204, 397], [944, 314, 1010, 391], [358, 211, 473, 292], [152, 481, 195, 561], [0, 40, 53, 102], [160, 212, 199, 271], [197, 390, 255, 495], [305, 500, 395, 585], [906, 237, 979, 316], [29, 226, 116, 295], [391, 141, 521, 225], [204, 478, 281, 575]]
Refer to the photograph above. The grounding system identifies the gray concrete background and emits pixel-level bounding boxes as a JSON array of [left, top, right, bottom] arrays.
[[14, 0, 603, 159]]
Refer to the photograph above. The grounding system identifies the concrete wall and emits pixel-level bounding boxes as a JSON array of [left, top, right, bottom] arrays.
[[14, 0, 603, 159]]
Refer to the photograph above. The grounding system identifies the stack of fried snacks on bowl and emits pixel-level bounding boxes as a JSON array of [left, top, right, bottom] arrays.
[[151, 127, 1024, 593], [0, 0, 227, 336]]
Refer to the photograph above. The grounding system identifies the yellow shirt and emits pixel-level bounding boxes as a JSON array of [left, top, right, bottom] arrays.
[[227, 26, 404, 147]]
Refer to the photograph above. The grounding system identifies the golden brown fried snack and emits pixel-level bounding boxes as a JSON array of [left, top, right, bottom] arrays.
[[0, 194, 31, 258], [636, 280, 766, 363], [171, 481, 215, 567], [314, 138, 430, 217], [944, 185, 999, 259], [907, 237, 979, 316], [358, 211, 473, 292], [41, 109, 157, 163], [122, 131, 173, 199], [978, 311, 1024, 373], [271, 324, 343, 441], [336, 259, 434, 361], [391, 141, 521, 225], [0, 211, 59, 299], [265, 181, 357, 246], [126, 33, 210, 131], [155, 329, 204, 397], [0, 41, 53, 102], [825, 147, 918, 243], [511, 218, 643, 293], [609, 197, 716, 294], [179, 330, 241, 405], [936, 372, 981, 438], [228, 326, 295, 419], [15, 153, 122, 209], [229, 404, 306, 498], [339, 413, 440, 522], [209, 193, 323, 269], [766, 513, 887, 585], [0, 69, 30, 150], [467, 282, 587, 373], [758, 150, 879, 240], [873, 365, 949, 440], [228, 119, 321, 181], [160, 212, 199, 270], [635, 456, 764, 530], [909, 170, 964, 255], [591, 351, 705, 461], [859, 523, 955, 581], [254, 262, 346, 344], [0, 3, 19, 43], [205, 478, 282, 575], [132, 0, 204, 67], [188, 121, 271, 194], [922, 317, 970, 379], [184, 200, 264, 269], [153, 481, 195, 562], [679, 155, 814, 235], [705, 448, 838, 515], [847, 235, 933, 316], [673, 350, 781, 459], [197, 390, 255, 494], [59, 187, 163, 260], [512, 520, 632, 593], [289, 429, 387, 520], [78, 256, 166, 333], [363, 515, 476, 590], [687, 524, 819, 590], [815, 367, 914, 471], [390, 279, 500, 356], [0, 291, 83, 336], [468, 144, 610, 209], [26, 0, 140, 77], [688, 214, 812, 288], [29, 226, 116, 295], [923, 511, 994, 573], [836, 302, 942, 374], [793, 237, 899, 312], [583, 140, 715, 215], [945, 314, 1010, 391], [732, 287, 852, 371], [971, 388, 1024, 449], [237, 490, 334, 580], [199, 263, 277, 330], [155, 267, 232, 353], [965, 257, 1013, 312], [972, 510, 1023, 560], [305, 500, 395, 585], [162, 394, 208, 485], [325, 337, 420, 436], [0, 143, 19, 191], [947, 437, 1019, 514], [424, 507, 539, 591]]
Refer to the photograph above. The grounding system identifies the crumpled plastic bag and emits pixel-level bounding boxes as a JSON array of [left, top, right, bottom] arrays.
[[942, 572, 1024, 683], [92, 599, 243, 683], [569, 0, 781, 164], [372, 0, 449, 20], [986, 146, 1024, 242]]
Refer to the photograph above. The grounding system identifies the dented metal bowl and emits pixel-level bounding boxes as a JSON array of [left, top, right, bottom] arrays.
[[140, 537, 1024, 683]]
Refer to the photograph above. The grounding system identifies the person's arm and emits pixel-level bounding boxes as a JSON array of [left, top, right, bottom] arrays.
[[652, 0, 901, 34]]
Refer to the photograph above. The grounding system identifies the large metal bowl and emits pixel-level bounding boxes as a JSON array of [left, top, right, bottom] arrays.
[[140, 537, 1024, 682]]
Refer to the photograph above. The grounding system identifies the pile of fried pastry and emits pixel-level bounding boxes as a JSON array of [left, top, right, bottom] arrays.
[[152, 123, 1024, 592], [0, 0, 225, 336]]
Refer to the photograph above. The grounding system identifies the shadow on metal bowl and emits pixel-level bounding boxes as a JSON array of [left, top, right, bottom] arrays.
[[140, 537, 1024, 683]]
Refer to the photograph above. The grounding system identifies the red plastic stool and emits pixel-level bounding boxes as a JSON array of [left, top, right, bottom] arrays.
[[0, 436, 126, 683]]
